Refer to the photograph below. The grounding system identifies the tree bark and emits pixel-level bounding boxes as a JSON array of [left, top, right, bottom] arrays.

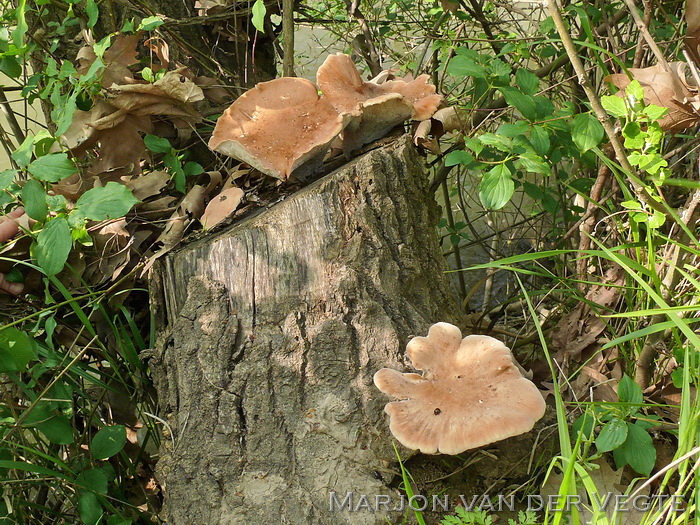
[[147, 136, 462, 524]]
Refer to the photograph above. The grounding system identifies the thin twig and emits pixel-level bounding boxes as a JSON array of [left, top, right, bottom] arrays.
[[0, 88, 26, 145], [282, 0, 295, 77], [345, 0, 381, 76], [621, 0, 668, 69]]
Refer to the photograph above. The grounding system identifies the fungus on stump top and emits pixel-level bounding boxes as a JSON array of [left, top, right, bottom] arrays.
[[316, 53, 442, 153], [374, 322, 546, 455], [208, 77, 348, 180]]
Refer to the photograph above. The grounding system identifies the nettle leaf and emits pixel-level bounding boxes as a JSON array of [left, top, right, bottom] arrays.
[[571, 113, 604, 153], [91, 425, 127, 460], [21, 179, 48, 222], [596, 417, 628, 452], [601, 95, 627, 118], [479, 164, 514, 210], [144, 134, 172, 153], [75, 182, 140, 221], [0, 326, 37, 373], [138, 15, 164, 31], [251, 0, 266, 32], [27, 153, 78, 183], [617, 374, 643, 406], [446, 55, 487, 79], [479, 133, 512, 152], [35, 217, 72, 276], [515, 69, 540, 95], [517, 154, 550, 175], [618, 422, 656, 476], [445, 150, 473, 167]]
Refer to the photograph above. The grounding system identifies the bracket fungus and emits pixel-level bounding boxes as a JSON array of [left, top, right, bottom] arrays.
[[317, 53, 442, 153], [209, 54, 442, 179], [373, 323, 546, 455], [208, 77, 349, 180]]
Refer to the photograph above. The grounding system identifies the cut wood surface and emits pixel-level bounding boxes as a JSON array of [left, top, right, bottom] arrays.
[[148, 136, 462, 524]]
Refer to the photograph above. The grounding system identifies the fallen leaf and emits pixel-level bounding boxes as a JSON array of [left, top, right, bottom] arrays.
[[201, 187, 244, 228]]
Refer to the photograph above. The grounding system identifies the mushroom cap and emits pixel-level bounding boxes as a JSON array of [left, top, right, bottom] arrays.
[[208, 77, 349, 180], [374, 322, 546, 455]]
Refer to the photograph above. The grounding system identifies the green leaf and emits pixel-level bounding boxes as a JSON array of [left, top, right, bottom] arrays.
[[53, 92, 77, 137], [487, 58, 510, 78], [27, 153, 78, 182], [86, 0, 99, 28], [596, 418, 628, 452], [144, 134, 172, 153], [21, 179, 48, 222], [601, 95, 627, 118], [499, 87, 538, 121], [517, 154, 550, 175], [0, 170, 17, 191], [0, 56, 22, 79], [75, 182, 140, 221], [618, 422, 656, 476], [93, 36, 112, 59], [479, 164, 514, 210], [479, 133, 512, 152], [183, 161, 204, 176], [0, 327, 37, 373], [138, 15, 164, 31], [644, 104, 668, 122], [91, 425, 127, 460], [571, 113, 603, 153], [622, 121, 645, 149], [107, 517, 132, 525], [36, 415, 74, 445], [444, 150, 473, 167], [617, 374, 643, 406], [78, 491, 103, 525], [446, 55, 487, 79], [12, 135, 34, 168], [76, 468, 109, 495], [35, 217, 72, 276], [515, 69, 539, 95], [626, 80, 644, 102], [251, 0, 266, 32], [12, 0, 28, 47], [529, 126, 550, 156]]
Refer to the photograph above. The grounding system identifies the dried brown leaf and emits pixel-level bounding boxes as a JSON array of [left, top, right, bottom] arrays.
[[201, 187, 244, 229]]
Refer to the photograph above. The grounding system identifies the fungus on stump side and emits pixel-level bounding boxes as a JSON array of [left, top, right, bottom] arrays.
[[208, 77, 349, 180], [374, 322, 546, 455]]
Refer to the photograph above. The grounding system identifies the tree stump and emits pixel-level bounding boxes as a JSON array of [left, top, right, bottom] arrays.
[[148, 136, 462, 524]]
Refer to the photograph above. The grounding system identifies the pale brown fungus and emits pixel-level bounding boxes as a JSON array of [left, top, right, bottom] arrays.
[[374, 322, 546, 455], [208, 77, 349, 180]]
